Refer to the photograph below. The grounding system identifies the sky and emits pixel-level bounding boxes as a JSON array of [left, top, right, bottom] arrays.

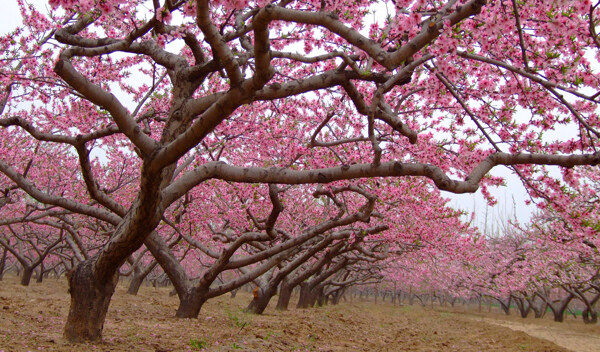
[[0, 0, 540, 231]]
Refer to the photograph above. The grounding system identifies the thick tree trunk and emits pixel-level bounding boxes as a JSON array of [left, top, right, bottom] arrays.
[[297, 282, 312, 308], [545, 292, 574, 323], [20, 266, 33, 286], [528, 297, 547, 318], [246, 286, 275, 314], [552, 308, 566, 322], [276, 283, 293, 310], [315, 285, 325, 307], [175, 288, 208, 318], [63, 260, 119, 342]]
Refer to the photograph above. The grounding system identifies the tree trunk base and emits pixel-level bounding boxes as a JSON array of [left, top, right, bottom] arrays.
[[63, 259, 118, 342], [175, 290, 206, 319]]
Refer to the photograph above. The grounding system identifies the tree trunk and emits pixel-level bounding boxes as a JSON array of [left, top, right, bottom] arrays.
[[297, 282, 312, 309], [36, 263, 44, 283], [496, 296, 511, 315], [513, 296, 531, 318], [175, 288, 207, 319], [276, 283, 293, 310], [127, 273, 145, 295], [20, 266, 33, 286], [545, 292, 574, 323], [552, 309, 565, 322], [63, 260, 119, 342], [582, 307, 598, 324], [529, 297, 547, 319], [331, 287, 345, 305], [0, 247, 7, 281], [246, 286, 275, 314], [316, 286, 325, 307]]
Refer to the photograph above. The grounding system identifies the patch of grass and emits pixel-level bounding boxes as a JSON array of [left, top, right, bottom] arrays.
[[189, 338, 208, 349], [225, 308, 251, 329], [232, 342, 242, 349], [518, 343, 529, 350]]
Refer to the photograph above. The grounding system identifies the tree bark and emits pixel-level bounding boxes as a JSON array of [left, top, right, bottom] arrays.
[[175, 288, 208, 319], [276, 281, 293, 310], [297, 282, 312, 308], [63, 259, 119, 342], [35, 263, 44, 283], [316, 285, 326, 307], [20, 266, 33, 286], [0, 247, 7, 281], [127, 273, 145, 295], [246, 285, 276, 314]]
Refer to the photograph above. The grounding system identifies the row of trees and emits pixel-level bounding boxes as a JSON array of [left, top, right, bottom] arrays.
[[389, 165, 600, 324], [1, 0, 600, 342]]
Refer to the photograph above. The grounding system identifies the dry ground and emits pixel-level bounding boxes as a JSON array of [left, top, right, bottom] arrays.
[[0, 275, 597, 351]]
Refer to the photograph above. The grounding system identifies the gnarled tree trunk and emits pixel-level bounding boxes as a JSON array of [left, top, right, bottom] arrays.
[[175, 287, 209, 318], [63, 259, 119, 342]]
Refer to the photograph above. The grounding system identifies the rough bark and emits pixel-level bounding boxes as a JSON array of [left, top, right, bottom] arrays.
[[63, 259, 119, 342], [275, 280, 293, 310], [20, 266, 33, 286], [296, 282, 312, 308], [175, 288, 208, 318], [246, 285, 276, 314]]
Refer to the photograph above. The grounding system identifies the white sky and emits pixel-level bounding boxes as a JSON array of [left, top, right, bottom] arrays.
[[1, 0, 538, 230]]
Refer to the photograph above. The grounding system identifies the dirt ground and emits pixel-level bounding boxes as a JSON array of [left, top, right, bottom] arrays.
[[0, 275, 597, 351], [462, 311, 600, 352]]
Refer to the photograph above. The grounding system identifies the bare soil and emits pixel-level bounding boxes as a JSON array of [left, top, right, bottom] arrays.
[[461, 311, 600, 352], [0, 275, 596, 351]]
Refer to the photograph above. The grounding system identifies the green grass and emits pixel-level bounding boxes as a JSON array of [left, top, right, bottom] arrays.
[[189, 338, 208, 349]]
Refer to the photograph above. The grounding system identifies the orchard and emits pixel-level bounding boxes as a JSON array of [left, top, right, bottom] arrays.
[[0, 0, 599, 349]]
